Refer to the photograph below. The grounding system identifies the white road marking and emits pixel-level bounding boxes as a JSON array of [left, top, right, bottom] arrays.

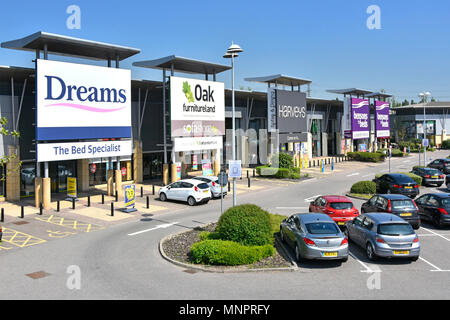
[[419, 257, 446, 271], [304, 195, 321, 202], [302, 178, 317, 183], [128, 222, 178, 236], [362, 174, 373, 178], [421, 227, 450, 242], [347, 173, 360, 177], [348, 252, 382, 273]]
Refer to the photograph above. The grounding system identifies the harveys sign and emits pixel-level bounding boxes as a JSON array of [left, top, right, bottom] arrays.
[[169, 76, 225, 137], [36, 59, 131, 141]]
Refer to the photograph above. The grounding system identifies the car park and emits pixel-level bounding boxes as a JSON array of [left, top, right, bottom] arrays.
[[192, 175, 227, 198], [411, 167, 444, 187], [309, 195, 359, 228], [280, 213, 348, 262], [373, 173, 420, 198], [345, 213, 420, 261], [361, 194, 420, 229], [427, 158, 450, 174], [415, 193, 450, 228], [158, 179, 211, 206]]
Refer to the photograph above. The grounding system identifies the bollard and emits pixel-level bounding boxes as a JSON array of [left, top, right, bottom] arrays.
[[146, 196, 149, 209], [141, 186, 143, 198], [21, 205, 24, 219], [321, 160, 324, 173], [87, 196, 91, 207], [248, 177, 251, 188], [247, 170, 249, 179], [72, 198, 75, 210], [111, 202, 114, 216], [39, 203, 43, 215], [101, 194, 105, 204], [115, 191, 118, 202], [152, 185, 155, 195], [253, 169, 256, 177], [57, 200, 60, 212], [228, 181, 231, 192], [332, 158, 334, 171], [1, 208, 3, 222]]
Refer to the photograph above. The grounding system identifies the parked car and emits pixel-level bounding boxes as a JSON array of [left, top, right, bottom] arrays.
[[411, 167, 444, 187], [427, 158, 450, 174], [280, 213, 348, 262], [373, 173, 420, 198], [192, 175, 227, 198], [158, 179, 211, 206], [345, 213, 420, 261], [309, 195, 359, 228], [415, 193, 450, 228], [0, 223, 2, 242], [361, 194, 420, 229]]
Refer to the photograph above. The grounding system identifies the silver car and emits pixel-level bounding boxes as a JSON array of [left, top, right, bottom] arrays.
[[192, 176, 227, 198], [280, 213, 348, 262], [345, 213, 420, 261]]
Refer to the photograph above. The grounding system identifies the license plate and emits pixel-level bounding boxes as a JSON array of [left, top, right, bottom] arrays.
[[203, 190, 208, 193], [432, 176, 438, 178], [393, 250, 409, 255], [405, 186, 412, 189], [400, 213, 412, 217], [337, 222, 345, 225], [322, 252, 338, 257]]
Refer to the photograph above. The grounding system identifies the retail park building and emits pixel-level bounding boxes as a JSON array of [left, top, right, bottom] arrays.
[[0, 32, 395, 206]]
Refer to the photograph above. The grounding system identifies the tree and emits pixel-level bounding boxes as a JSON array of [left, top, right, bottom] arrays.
[[0, 117, 21, 181]]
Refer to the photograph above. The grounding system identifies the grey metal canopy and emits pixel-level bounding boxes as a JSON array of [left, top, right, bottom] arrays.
[[133, 55, 231, 75], [0, 65, 34, 81], [364, 92, 392, 99], [1, 31, 141, 61], [326, 88, 373, 96], [245, 74, 312, 87]]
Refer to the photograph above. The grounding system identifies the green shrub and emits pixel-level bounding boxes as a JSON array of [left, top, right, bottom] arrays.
[[412, 165, 425, 170], [257, 165, 300, 179], [375, 172, 422, 185], [442, 140, 450, 149], [216, 204, 272, 246], [271, 152, 293, 169], [350, 181, 376, 194], [348, 152, 385, 162], [190, 240, 275, 266]]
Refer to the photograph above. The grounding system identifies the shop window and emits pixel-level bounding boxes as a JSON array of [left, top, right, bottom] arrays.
[[20, 162, 36, 197]]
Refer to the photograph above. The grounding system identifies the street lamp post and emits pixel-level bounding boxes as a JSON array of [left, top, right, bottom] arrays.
[[419, 92, 430, 165], [224, 42, 243, 207]]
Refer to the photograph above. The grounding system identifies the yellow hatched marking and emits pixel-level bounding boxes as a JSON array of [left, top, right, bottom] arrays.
[[1, 228, 46, 248], [35, 215, 103, 233]]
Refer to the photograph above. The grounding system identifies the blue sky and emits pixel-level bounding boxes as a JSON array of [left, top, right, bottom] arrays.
[[1, 0, 450, 101]]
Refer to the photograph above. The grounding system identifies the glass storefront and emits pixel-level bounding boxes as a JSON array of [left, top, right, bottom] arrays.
[[89, 158, 133, 186], [143, 153, 163, 181], [311, 119, 322, 157]]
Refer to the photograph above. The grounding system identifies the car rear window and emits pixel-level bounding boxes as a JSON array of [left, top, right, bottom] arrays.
[[393, 175, 415, 183], [391, 200, 416, 210], [305, 222, 339, 235], [377, 223, 414, 236], [329, 202, 353, 210], [197, 183, 209, 189], [440, 198, 450, 206], [423, 168, 441, 174]]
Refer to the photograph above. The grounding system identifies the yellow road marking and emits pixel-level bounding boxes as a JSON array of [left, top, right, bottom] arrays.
[[1, 228, 46, 248], [47, 230, 76, 238], [36, 215, 103, 233]]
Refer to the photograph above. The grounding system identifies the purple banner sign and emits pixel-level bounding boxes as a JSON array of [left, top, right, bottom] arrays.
[[351, 98, 370, 140], [375, 100, 390, 138]]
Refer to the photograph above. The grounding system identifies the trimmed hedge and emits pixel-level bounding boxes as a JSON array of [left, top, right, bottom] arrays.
[[375, 172, 422, 185], [348, 152, 385, 162], [350, 181, 376, 194], [256, 165, 300, 179], [442, 140, 450, 149], [190, 240, 275, 266], [271, 152, 293, 169], [377, 148, 406, 157], [216, 204, 272, 246]]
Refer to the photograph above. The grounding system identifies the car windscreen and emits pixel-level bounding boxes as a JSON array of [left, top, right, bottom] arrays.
[[197, 183, 209, 189], [391, 200, 416, 210], [377, 223, 414, 236], [440, 198, 450, 207], [305, 222, 339, 235], [329, 202, 353, 210]]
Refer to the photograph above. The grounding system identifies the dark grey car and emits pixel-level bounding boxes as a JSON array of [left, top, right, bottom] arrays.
[[280, 213, 348, 262], [411, 167, 444, 187], [345, 213, 420, 261]]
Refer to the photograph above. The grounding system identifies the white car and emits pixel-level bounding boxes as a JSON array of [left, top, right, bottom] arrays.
[[159, 179, 211, 206], [192, 175, 227, 198]]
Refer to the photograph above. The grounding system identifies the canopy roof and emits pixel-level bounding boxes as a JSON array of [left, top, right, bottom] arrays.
[[327, 88, 373, 96], [133, 55, 231, 75], [365, 92, 392, 99], [1, 31, 141, 61], [245, 74, 312, 86], [0, 65, 35, 81]]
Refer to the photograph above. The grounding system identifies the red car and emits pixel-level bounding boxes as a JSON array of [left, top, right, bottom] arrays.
[[309, 195, 359, 227]]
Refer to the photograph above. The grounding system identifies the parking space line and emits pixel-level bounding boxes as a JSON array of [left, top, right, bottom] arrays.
[[1, 228, 47, 248], [128, 222, 178, 236], [418, 256, 447, 271], [304, 195, 321, 203], [347, 173, 360, 177], [348, 252, 382, 273], [421, 227, 450, 242], [35, 215, 103, 233]]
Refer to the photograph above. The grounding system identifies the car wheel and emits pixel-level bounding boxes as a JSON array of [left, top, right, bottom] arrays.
[[187, 196, 196, 206], [366, 243, 377, 261], [433, 215, 442, 228], [413, 223, 420, 230], [295, 244, 303, 262], [341, 256, 348, 263], [204, 200, 209, 204], [410, 256, 419, 262], [437, 183, 443, 187], [159, 193, 167, 202]]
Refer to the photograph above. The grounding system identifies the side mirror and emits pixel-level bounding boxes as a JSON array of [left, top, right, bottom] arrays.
[[167, 186, 171, 189], [310, 201, 314, 205]]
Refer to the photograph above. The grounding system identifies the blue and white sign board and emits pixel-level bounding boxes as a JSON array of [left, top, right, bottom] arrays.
[[228, 160, 242, 178], [422, 139, 429, 147], [36, 59, 131, 141], [37, 140, 132, 162]]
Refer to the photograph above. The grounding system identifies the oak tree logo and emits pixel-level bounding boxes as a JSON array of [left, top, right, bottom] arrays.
[[182, 81, 195, 103]]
